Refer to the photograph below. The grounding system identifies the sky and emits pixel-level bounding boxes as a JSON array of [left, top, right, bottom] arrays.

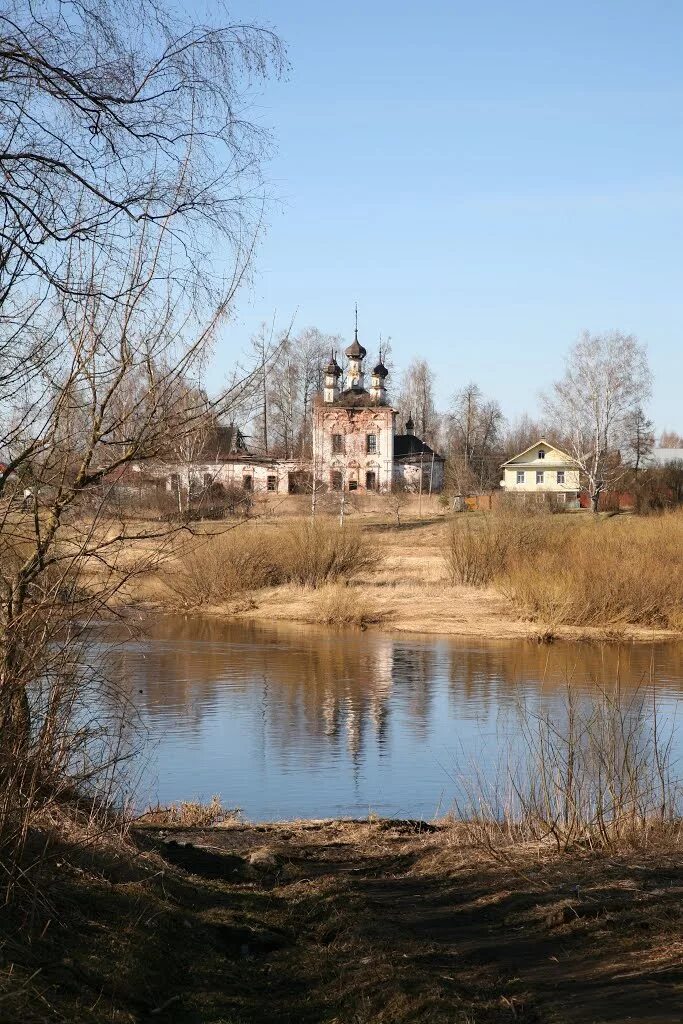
[[206, 0, 682, 431]]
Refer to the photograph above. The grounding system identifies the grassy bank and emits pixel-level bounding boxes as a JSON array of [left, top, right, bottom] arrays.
[[132, 504, 683, 641], [3, 812, 682, 1023]]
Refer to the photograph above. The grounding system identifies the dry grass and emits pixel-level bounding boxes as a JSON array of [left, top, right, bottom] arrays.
[[138, 795, 237, 827], [308, 583, 383, 627], [160, 519, 373, 607], [502, 510, 683, 629], [443, 509, 683, 630]]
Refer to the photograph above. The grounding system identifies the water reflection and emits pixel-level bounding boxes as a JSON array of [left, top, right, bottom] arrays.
[[101, 617, 683, 821]]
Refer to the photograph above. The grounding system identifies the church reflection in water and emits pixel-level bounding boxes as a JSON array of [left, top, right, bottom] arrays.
[[99, 616, 683, 819]]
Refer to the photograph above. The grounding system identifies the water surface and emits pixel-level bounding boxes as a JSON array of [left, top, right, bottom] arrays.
[[105, 617, 683, 821]]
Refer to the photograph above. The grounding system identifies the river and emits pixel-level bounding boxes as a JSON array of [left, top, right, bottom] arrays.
[[101, 616, 683, 822]]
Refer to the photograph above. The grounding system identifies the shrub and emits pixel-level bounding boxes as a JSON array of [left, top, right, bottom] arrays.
[[456, 680, 680, 852], [444, 511, 545, 587], [309, 583, 381, 627], [502, 512, 683, 629], [162, 519, 373, 606], [280, 519, 372, 588]]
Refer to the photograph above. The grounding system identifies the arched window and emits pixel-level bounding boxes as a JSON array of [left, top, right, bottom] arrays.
[[538, 449, 546, 459]]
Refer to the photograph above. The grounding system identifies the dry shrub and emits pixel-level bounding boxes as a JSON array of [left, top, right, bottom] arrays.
[[163, 519, 373, 606], [309, 583, 381, 627], [282, 519, 372, 587], [457, 680, 681, 853], [162, 527, 285, 606], [502, 511, 683, 629], [444, 509, 556, 586]]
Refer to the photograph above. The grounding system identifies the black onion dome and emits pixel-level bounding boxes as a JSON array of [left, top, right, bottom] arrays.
[[345, 335, 367, 360], [326, 356, 342, 376], [372, 361, 389, 379], [405, 415, 414, 432]]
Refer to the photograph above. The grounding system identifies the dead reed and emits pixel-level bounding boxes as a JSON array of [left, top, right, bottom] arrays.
[[138, 795, 237, 827]]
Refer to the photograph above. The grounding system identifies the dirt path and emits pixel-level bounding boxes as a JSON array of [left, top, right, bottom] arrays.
[[116, 820, 683, 1024]]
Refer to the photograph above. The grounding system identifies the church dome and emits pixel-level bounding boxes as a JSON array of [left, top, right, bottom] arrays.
[[326, 355, 342, 376], [372, 361, 388, 379], [345, 333, 367, 360]]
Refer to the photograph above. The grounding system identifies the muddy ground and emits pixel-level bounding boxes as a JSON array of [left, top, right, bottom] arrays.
[[5, 818, 682, 1023]]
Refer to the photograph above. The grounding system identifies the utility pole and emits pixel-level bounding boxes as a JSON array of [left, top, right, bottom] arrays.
[[418, 450, 424, 518]]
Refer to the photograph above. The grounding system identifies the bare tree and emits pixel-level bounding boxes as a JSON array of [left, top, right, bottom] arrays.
[[447, 383, 503, 491], [397, 358, 437, 443], [0, 0, 285, 893], [544, 331, 652, 512], [660, 431, 683, 448]]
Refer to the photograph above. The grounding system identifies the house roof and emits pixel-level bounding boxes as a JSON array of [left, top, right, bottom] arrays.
[[501, 439, 578, 468], [394, 434, 444, 460]]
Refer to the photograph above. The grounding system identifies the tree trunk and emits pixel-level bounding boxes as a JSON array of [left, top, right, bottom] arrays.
[[0, 684, 31, 758], [590, 487, 602, 514]]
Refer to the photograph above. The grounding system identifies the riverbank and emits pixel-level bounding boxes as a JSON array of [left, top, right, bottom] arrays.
[[6, 815, 682, 1023], [132, 508, 683, 643]]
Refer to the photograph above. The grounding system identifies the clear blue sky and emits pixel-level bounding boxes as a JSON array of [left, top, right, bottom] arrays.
[[211, 0, 682, 431]]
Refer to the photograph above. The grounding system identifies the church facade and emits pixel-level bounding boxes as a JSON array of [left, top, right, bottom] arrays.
[[311, 329, 444, 494], [134, 326, 444, 499]]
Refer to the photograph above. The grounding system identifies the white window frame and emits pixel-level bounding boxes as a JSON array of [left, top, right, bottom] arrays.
[[556, 470, 565, 485], [516, 470, 525, 485], [536, 470, 544, 485]]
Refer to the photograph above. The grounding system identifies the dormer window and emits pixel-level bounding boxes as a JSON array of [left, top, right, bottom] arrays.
[[538, 449, 545, 459]]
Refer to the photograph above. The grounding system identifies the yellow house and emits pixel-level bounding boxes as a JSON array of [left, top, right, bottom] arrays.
[[500, 439, 581, 502]]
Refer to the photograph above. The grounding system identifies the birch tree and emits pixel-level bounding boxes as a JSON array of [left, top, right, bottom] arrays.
[[544, 331, 652, 512]]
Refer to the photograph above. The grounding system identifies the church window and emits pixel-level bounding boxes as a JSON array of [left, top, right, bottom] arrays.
[[332, 433, 344, 454], [366, 470, 377, 490], [267, 475, 277, 491], [366, 433, 377, 454], [243, 474, 252, 491], [348, 479, 358, 491], [330, 471, 343, 491]]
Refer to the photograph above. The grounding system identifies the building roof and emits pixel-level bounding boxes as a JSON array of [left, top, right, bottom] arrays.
[[501, 438, 578, 468], [647, 448, 683, 466], [394, 434, 444, 460], [371, 361, 389, 379], [331, 388, 390, 408]]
